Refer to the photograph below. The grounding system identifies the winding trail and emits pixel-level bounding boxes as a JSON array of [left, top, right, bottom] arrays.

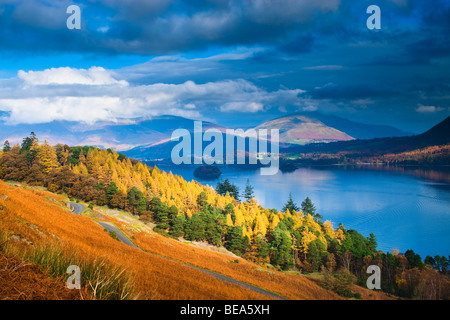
[[69, 202, 287, 300], [70, 202, 85, 215], [96, 221, 139, 249]]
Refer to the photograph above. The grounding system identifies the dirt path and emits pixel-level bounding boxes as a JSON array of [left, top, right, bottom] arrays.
[[69, 202, 287, 300]]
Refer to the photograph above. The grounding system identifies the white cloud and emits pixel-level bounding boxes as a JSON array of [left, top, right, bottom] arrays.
[[302, 105, 318, 112], [184, 103, 196, 109], [351, 98, 375, 109], [0, 66, 307, 124], [416, 104, 444, 113], [220, 102, 264, 113], [97, 26, 110, 33], [18, 67, 128, 86], [0, 97, 123, 124], [303, 65, 344, 71]]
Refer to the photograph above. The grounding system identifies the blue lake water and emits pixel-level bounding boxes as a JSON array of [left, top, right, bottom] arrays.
[[159, 164, 450, 258]]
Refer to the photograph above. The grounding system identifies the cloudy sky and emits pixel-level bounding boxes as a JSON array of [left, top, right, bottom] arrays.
[[0, 0, 449, 133]]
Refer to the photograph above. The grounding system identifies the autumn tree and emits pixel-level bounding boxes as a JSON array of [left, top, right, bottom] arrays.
[[37, 140, 58, 174], [197, 191, 208, 207], [110, 191, 128, 210], [0, 145, 28, 181]]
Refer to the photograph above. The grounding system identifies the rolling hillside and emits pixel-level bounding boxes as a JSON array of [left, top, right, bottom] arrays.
[[285, 112, 412, 139], [283, 116, 450, 162], [1, 134, 445, 300], [0, 116, 224, 152], [0, 180, 369, 300], [1, 112, 411, 162], [122, 112, 411, 161], [254, 114, 354, 145]]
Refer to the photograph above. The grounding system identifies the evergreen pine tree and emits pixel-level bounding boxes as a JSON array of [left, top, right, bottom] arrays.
[[301, 197, 322, 221], [282, 193, 299, 213], [3, 140, 11, 152], [243, 179, 254, 202]]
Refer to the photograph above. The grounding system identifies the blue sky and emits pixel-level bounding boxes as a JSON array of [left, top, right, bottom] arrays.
[[0, 0, 449, 133]]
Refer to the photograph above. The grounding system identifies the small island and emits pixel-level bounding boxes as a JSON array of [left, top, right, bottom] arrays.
[[193, 165, 222, 180]]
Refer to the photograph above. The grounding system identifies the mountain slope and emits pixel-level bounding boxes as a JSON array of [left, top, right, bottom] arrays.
[[283, 116, 450, 158], [0, 181, 274, 300], [0, 180, 349, 300], [254, 114, 354, 145], [292, 112, 412, 139], [0, 116, 224, 151]]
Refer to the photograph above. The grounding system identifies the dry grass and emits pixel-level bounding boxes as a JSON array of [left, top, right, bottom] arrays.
[[1, 180, 387, 300], [0, 252, 82, 300], [133, 230, 343, 300], [0, 180, 271, 300]]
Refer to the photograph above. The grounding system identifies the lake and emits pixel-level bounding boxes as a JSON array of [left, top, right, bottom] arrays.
[[158, 164, 450, 258]]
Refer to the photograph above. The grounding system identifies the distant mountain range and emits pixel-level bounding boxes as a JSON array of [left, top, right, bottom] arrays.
[[254, 112, 411, 145], [282, 116, 450, 157], [0, 116, 223, 151], [123, 112, 414, 160], [0, 112, 418, 161], [254, 114, 354, 145]]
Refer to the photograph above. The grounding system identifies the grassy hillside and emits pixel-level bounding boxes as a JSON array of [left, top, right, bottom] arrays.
[[1, 180, 367, 300], [282, 117, 450, 165], [1, 134, 447, 300], [0, 252, 82, 300]]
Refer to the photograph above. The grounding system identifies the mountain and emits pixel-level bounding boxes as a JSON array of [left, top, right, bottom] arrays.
[[412, 116, 450, 146], [0, 112, 415, 161], [122, 129, 285, 161], [254, 114, 354, 145], [0, 116, 223, 151], [293, 112, 412, 139], [123, 113, 414, 161], [254, 112, 411, 145], [282, 116, 450, 158]]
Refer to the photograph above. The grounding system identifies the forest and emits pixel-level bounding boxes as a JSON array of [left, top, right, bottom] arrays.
[[0, 133, 448, 299]]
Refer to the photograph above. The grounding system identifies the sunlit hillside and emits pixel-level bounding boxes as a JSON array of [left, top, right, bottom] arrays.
[[0, 179, 382, 300], [1, 135, 447, 300]]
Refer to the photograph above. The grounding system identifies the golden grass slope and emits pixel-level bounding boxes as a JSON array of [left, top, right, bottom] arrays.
[[0, 180, 269, 300], [0, 253, 82, 300], [0, 180, 390, 300]]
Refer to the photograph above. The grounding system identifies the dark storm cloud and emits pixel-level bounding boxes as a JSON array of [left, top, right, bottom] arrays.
[[302, 83, 398, 101], [0, 0, 446, 61], [0, 0, 342, 55], [0, 0, 449, 132], [0, 0, 446, 60]]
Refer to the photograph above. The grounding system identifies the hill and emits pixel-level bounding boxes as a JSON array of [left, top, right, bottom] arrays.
[[0, 134, 446, 300], [0, 112, 411, 162], [0, 181, 276, 299], [289, 112, 412, 139], [122, 112, 411, 161], [283, 116, 450, 163], [0, 116, 224, 152], [0, 180, 351, 300], [254, 112, 411, 145], [254, 114, 354, 145]]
